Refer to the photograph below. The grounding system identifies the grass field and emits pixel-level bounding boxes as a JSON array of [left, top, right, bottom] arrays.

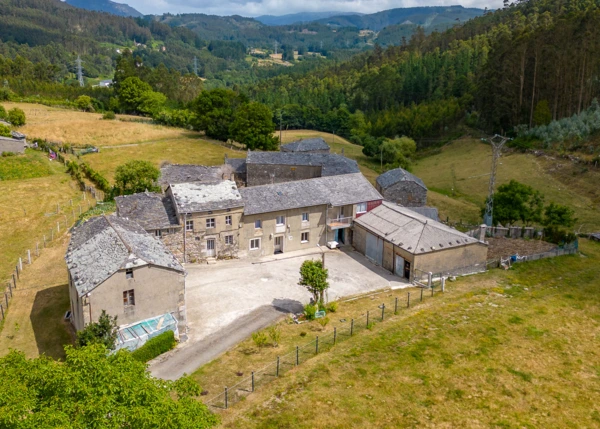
[[196, 239, 600, 428], [0, 149, 55, 180]]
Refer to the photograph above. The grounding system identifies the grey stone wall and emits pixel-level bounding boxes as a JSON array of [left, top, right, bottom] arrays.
[[0, 138, 25, 154], [281, 148, 330, 154], [377, 182, 427, 207], [247, 163, 322, 186]]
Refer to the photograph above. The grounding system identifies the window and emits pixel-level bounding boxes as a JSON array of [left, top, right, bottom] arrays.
[[225, 235, 233, 245], [301, 232, 309, 243], [125, 269, 133, 279], [250, 238, 261, 250], [185, 219, 194, 231], [276, 215, 285, 225], [356, 202, 367, 214], [302, 212, 309, 222], [123, 289, 135, 306], [254, 219, 262, 229], [154, 230, 162, 238], [225, 215, 232, 226], [206, 218, 216, 229]]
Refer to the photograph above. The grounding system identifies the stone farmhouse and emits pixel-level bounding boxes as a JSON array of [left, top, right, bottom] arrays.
[[280, 137, 330, 154], [115, 191, 181, 238], [376, 167, 428, 207], [353, 201, 487, 280], [66, 215, 186, 334]]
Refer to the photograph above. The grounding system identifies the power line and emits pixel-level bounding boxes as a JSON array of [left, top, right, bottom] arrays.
[[483, 134, 509, 227]]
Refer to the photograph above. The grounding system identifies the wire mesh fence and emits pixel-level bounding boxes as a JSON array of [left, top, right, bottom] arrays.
[[203, 287, 441, 410]]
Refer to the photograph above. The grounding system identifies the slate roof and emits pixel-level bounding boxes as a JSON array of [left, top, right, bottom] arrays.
[[66, 215, 183, 297], [591, 233, 600, 242], [354, 201, 481, 255], [376, 168, 427, 190], [169, 180, 244, 214], [225, 158, 247, 174], [159, 164, 223, 187], [280, 137, 330, 153], [240, 173, 382, 215], [115, 192, 179, 231], [246, 151, 359, 176], [407, 206, 439, 222]]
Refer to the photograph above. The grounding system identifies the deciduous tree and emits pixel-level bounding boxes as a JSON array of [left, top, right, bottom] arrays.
[[114, 160, 161, 195], [229, 102, 278, 150], [299, 260, 329, 304], [76, 310, 118, 350]]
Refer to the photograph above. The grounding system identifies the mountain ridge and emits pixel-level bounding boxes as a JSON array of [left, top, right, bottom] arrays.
[[64, 0, 142, 18]]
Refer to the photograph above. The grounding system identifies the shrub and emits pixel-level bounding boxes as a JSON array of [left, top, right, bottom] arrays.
[[0, 105, 6, 120], [0, 123, 11, 137], [130, 330, 177, 363], [75, 95, 94, 112], [326, 302, 338, 313], [299, 331, 307, 337], [102, 111, 116, 120], [317, 317, 330, 330], [304, 304, 317, 321], [267, 325, 281, 347], [251, 330, 269, 348], [2, 151, 16, 157], [8, 107, 26, 126]]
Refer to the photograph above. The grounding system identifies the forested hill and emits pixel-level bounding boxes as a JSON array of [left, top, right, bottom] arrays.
[[65, 0, 142, 18], [245, 0, 600, 141], [255, 12, 362, 26]]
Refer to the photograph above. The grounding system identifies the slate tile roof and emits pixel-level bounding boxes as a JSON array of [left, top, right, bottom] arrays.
[[407, 206, 440, 222], [354, 201, 480, 255], [115, 192, 179, 231], [239, 173, 382, 215], [246, 151, 359, 176], [280, 137, 330, 152], [66, 215, 183, 297], [169, 180, 244, 214], [225, 157, 247, 174], [159, 164, 223, 187], [376, 168, 427, 190]]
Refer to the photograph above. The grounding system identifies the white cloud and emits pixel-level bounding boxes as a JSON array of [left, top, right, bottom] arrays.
[[124, 0, 503, 17]]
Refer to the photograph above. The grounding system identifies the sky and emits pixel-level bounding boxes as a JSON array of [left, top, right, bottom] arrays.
[[122, 0, 504, 18]]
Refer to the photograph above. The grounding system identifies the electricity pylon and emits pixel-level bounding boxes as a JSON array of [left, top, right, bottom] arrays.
[[483, 134, 509, 227], [76, 56, 84, 87]]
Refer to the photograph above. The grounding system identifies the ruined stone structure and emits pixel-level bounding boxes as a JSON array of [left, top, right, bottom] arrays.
[[375, 168, 427, 207]]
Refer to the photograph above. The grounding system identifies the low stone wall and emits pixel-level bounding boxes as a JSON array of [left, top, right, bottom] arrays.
[[0, 138, 25, 154], [162, 231, 239, 264], [468, 225, 540, 240]]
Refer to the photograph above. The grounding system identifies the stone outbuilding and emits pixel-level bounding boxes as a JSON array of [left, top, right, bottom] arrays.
[[353, 202, 488, 281], [115, 191, 181, 238], [280, 137, 330, 154], [66, 215, 186, 333], [159, 164, 228, 190], [376, 168, 427, 207], [0, 136, 25, 154]]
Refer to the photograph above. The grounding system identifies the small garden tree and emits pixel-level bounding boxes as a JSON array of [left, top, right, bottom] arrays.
[[0, 123, 11, 137], [114, 160, 161, 195], [75, 95, 94, 112], [542, 202, 577, 228], [7, 107, 25, 126], [76, 310, 118, 350], [299, 260, 329, 304], [484, 180, 544, 226]]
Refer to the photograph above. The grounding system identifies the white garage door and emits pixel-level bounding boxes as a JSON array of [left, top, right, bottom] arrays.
[[365, 232, 383, 266]]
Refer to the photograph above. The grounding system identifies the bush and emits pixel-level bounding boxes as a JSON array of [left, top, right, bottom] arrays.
[[251, 330, 269, 348], [299, 331, 307, 337], [0, 123, 11, 137], [326, 302, 338, 313], [0, 105, 6, 120], [544, 226, 577, 246], [304, 304, 317, 321], [317, 317, 330, 330], [102, 111, 116, 120], [130, 330, 177, 363], [267, 325, 281, 347], [75, 95, 94, 112], [2, 151, 16, 157], [8, 107, 26, 126]]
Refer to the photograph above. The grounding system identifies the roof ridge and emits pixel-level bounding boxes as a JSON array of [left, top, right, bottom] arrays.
[[103, 215, 134, 254]]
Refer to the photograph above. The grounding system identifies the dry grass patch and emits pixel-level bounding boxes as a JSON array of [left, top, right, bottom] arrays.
[[3, 102, 184, 146], [213, 240, 600, 428]]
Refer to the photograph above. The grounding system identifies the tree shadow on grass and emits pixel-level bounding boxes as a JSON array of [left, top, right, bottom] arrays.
[[30, 284, 73, 360]]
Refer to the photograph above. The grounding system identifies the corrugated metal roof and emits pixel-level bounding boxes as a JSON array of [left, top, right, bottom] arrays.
[[169, 180, 243, 214], [376, 168, 427, 190], [280, 137, 330, 152], [354, 201, 480, 255], [66, 216, 183, 297], [240, 173, 382, 215]]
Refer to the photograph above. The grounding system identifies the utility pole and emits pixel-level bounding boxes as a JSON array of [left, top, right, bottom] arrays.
[[483, 134, 509, 226], [76, 55, 84, 87], [273, 41, 278, 55], [278, 109, 283, 146], [193, 56, 199, 76]]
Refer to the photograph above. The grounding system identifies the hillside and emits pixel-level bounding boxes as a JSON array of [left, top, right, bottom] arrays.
[[65, 0, 142, 18], [255, 12, 362, 26]]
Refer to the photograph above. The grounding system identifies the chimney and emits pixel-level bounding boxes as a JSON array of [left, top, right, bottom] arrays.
[[479, 224, 487, 242]]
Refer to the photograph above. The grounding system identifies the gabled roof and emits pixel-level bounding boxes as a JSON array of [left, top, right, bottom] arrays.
[[281, 137, 330, 153], [407, 206, 439, 222], [225, 158, 247, 174], [115, 192, 179, 231], [240, 173, 382, 215], [169, 180, 243, 214], [66, 216, 183, 297], [159, 164, 223, 187], [246, 151, 359, 176], [354, 201, 480, 255], [376, 168, 427, 190]]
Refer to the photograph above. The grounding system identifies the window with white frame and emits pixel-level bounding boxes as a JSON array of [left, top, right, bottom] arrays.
[[254, 219, 262, 229], [225, 215, 232, 226], [206, 218, 216, 229], [126, 269, 133, 279], [123, 289, 135, 306], [301, 212, 309, 222], [276, 215, 285, 225], [301, 232, 309, 243], [250, 238, 261, 250], [225, 235, 233, 245], [155, 229, 162, 238], [356, 202, 367, 214], [185, 219, 194, 231]]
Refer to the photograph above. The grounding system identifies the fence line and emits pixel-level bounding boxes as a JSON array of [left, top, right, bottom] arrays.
[[487, 246, 578, 269], [203, 286, 442, 410]]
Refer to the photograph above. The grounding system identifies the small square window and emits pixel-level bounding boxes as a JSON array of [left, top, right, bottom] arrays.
[[250, 238, 261, 250], [123, 289, 135, 306], [302, 212, 309, 222], [254, 219, 262, 229], [206, 218, 216, 229], [356, 202, 367, 214], [276, 215, 285, 225], [185, 219, 194, 231], [126, 269, 133, 279], [301, 232, 309, 243], [225, 235, 233, 245], [225, 215, 232, 226], [155, 230, 162, 238]]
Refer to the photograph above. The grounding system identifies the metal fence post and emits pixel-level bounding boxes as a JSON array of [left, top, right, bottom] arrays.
[[333, 327, 337, 345], [366, 310, 369, 327], [224, 387, 228, 409], [381, 303, 385, 321], [8, 283, 12, 298], [13, 273, 17, 288], [432, 285, 434, 297], [441, 277, 446, 293], [350, 319, 354, 336], [316, 336, 319, 354], [251, 372, 255, 392], [407, 292, 410, 308], [428, 272, 433, 288], [420, 287, 423, 302], [0, 303, 3, 320], [296, 346, 299, 366], [5, 293, 8, 308], [394, 297, 398, 313]]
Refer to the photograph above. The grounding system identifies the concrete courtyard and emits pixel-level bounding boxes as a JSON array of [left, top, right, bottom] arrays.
[[149, 247, 407, 380]]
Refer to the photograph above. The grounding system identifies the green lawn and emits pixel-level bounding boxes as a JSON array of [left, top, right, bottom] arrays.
[[210, 240, 600, 428], [0, 149, 58, 181]]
